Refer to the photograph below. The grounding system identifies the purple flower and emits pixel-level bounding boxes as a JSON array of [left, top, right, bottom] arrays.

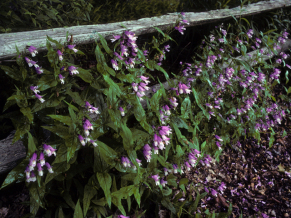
[[45, 162, 54, 173], [29, 172, 36, 182], [25, 166, 30, 179], [39, 152, 45, 167], [160, 178, 168, 187], [215, 135, 223, 141], [58, 74, 65, 84], [43, 144, 57, 157], [118, 215, 129, 218], [89, 139, 98, 147], [68, 65, 79, 75], [27, 46, 38, 57], [29, 153, 38, 170], [211, 188, 218, 197], [35, 94, 45, 103], [37, 163, 44, 176], [78, 135, 86, 146], [57, 50, 63, 61], [119, 107, 125, 116], [67, 44, 78, 53], [30, 86, 40, 94], [110, 35, 121, 43], [151, 174, 160, 186]]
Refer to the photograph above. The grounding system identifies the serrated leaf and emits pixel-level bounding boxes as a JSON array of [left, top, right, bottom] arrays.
[[42, 124, 70, 139], [77, 68, 94, 83], [83, 185, 97, 216], [0, 65, 21, 81], [74, 199, 84, 218], [20, 107, 33, 123], [26, 131, 37, 158], [66, 136, 78, 163], [47, 115, 73, 126], [45, 162, 70, 184], [96, 172, 112, 208]]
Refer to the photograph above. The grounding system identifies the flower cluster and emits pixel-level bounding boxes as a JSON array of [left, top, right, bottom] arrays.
[[121, 157, 142, 170], [132, 75, 150, 100], [25, 43, 81, 103], [25, 144, 56, 183], [78, 118, 98, 147]]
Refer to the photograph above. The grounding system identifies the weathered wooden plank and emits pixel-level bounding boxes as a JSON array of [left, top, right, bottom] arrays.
[[1, 39, 290, 175], [0, 0, 290, 60]]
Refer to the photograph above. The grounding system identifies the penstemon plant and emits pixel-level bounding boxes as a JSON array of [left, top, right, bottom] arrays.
[[0, 11, 290, 218]]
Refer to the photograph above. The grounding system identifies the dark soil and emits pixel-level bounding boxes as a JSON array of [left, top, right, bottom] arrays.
[[1, 41, 291, 218]]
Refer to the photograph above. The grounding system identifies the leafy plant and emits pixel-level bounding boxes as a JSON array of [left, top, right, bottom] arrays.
[[0, 9, 290, 218]]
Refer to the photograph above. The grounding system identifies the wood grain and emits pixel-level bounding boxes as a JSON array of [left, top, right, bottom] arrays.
[[0, 0, 290, 60]]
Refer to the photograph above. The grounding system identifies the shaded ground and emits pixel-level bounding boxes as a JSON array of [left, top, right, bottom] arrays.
[[0, 47, 290, 218]]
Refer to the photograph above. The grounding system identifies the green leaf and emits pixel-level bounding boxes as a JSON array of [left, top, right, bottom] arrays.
[[153, 64, 169, 81], [181, 97, 191, 119], [47, 115, 73, 126], [0, 157, 28, 190], [42, 124, 70, 139], [150, 88, 162, 114], [285, 70, 289, 85], [20, 107, 33, 123], [0, 65, 21, 81], [120, 123, 134, 150], [66, 136, 78, 163], [83, 184, 97, 217], [97, 33, 113, 56], [29, 183, 46, 215], [66, 89, 85, 107], [192, 87, 207, 118], [152, 27, 165, 37], [26, 131, 37, 158], [45, 162, 71, 184], [37, 75, 57, 91], [12, 123, 30, 144], [95, 140, 118, 167], [58, 207, 65, 218], [133, 186, 141, 208], [77, 68, 94, 83], [111, 185, 135, 216], [161, 198, 176, 214], [96, 172, 112, 209], [172, 116, 189, 130], [74, 199, 84, 218]]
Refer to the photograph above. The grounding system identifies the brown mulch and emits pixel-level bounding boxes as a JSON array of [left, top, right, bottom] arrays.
[[1, 43, 290, 218]]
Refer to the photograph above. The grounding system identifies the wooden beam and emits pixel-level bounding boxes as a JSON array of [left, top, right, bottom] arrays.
[[0, 0, 290, 60]]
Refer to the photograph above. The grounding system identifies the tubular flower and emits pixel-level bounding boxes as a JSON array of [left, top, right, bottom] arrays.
[[57, 50, 63, 61], [119, 107, 125, 116], [29, 172, 37, 182], [139, 75, 150, 84], [39, 152, 45, 167], [143, 144, 152, 162], [111, 59, 119, 70], [160, 178, 168, 187], [68, 66, 79, 75], [27, 46, 38, 57], [29, 153, 38, 171], [37, 163, 44, 176], [58, 74, 65, 84], [78, 135, 86, 146], [30, 86, 40, 94], [43, 144, 57, 157], [89, 139, 98, 147], [67, 44, 78, 53], [151, 174, 160, 186], [215, 135, 223, 141], [35, 94, 45, 103], [211, 188, 218, 197], [45, 162, 54, 173]]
